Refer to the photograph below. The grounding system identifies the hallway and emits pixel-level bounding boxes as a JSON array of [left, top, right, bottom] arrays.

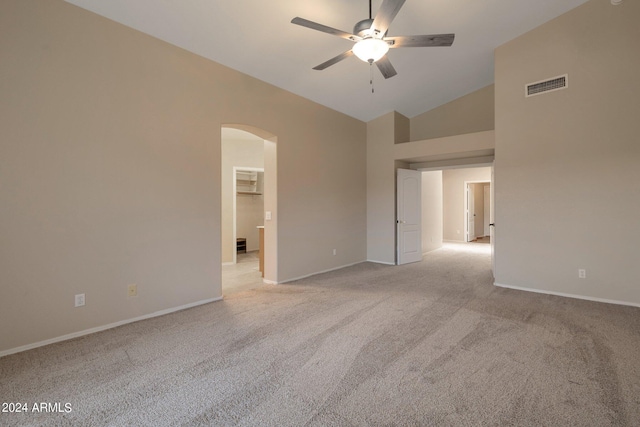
[[222, 251, 264, 296]]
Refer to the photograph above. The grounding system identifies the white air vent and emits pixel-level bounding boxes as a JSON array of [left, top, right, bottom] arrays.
[[525, 74, 568, 97]]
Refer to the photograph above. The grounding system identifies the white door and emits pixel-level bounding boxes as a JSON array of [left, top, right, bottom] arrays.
[[397, 169, 422, 265], [467, 184, 475, 242]]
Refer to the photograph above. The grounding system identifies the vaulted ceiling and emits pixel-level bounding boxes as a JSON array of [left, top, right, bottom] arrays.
[[65, 0, 589, 122]]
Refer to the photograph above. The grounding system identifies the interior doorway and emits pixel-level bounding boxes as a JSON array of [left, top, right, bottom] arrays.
[[417, 166, 492, 263], [464, 181, 491, 243], [232, 167, 264, 265], [221, 126, 277, 295]]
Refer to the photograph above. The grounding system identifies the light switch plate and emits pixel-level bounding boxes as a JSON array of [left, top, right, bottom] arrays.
[[75, 293, 85, 307], [265, 211, 272, 221]]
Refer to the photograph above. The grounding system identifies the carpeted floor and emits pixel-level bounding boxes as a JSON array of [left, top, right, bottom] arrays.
[[1, 243, 639, 426]]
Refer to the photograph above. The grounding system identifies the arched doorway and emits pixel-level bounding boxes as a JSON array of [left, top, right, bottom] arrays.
[[221, 125, 277, 294]]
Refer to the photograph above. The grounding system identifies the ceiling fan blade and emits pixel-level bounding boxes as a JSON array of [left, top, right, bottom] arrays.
[[291, 17, 360, 41], [371, 0, 406, 36], [386, 34, 455, 48], [313, 50, 354, 71], [375, 55, 397, 79]]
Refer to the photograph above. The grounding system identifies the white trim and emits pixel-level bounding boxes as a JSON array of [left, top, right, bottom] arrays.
[[279, 261, 367, 284], [494, 282, 640, 308], [366, 259, 396, 266], [412, 159, 494, 171], [222, 262, 235, 266], [422, 247, 442, 256], [262, 278, 278, 285], [0, 297, 223, 358]]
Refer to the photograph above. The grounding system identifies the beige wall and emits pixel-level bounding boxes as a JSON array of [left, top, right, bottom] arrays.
[[410, 85, 495, 142], [221, 137, 264, 263], [442, 168, 491, 242], [366, 112, 410, 264], [421, 171, 443, 253], [0, 0, 366, 353], [494, 0, 640, 304], [262, 139, 278, 282]]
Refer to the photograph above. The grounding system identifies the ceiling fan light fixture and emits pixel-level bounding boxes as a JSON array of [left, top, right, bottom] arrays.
[[352, 38, 389, 63]]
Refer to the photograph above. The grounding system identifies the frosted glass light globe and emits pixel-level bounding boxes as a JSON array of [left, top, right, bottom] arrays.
[[353, 38, 389, 63]]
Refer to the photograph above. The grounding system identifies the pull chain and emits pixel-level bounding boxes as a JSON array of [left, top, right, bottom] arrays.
[[369, 60, 375, 94]]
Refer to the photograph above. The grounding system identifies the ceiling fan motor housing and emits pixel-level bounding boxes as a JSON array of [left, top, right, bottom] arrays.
[[354, 19, 384, 38]]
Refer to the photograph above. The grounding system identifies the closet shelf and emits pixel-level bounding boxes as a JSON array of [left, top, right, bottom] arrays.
[[236, 179, 257, 185], [237, 191, 263, 196]]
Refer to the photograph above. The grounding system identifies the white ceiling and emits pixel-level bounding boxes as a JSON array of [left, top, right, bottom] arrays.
[[64, 0, 590, 122]]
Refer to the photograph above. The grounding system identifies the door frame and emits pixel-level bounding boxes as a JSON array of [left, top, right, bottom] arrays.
[[483, 184, 491, 237], [222, 124, 278, 285], [466, 182, 475, 242], [490, 162, 495, 274]]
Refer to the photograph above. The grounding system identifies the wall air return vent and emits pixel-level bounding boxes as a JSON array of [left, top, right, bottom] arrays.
[[525, 74, 568, 98]]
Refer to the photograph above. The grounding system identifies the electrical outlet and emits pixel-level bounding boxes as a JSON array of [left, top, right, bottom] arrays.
[[75, 293, 85, 307], [128, 284, 137, 297], [578, 269, 586, 279], [333, 249, 337, 256]]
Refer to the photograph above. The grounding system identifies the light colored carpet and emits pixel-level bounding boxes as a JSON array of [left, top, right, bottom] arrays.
[[1, 243, 639, 426]]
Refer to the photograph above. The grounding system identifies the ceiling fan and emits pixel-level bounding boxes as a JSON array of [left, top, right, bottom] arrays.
[[291, 0, 455, 79]]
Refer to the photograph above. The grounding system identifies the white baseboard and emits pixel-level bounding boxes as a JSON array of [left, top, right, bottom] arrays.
[[494, 282, 640, 308], [422, 245, 444, 256], [222, 262, 235, 266], [366, 259, 396, 266], [0, 297, 223, 358], [279, 261, 367, 284], [258, 259, 373, 286]]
